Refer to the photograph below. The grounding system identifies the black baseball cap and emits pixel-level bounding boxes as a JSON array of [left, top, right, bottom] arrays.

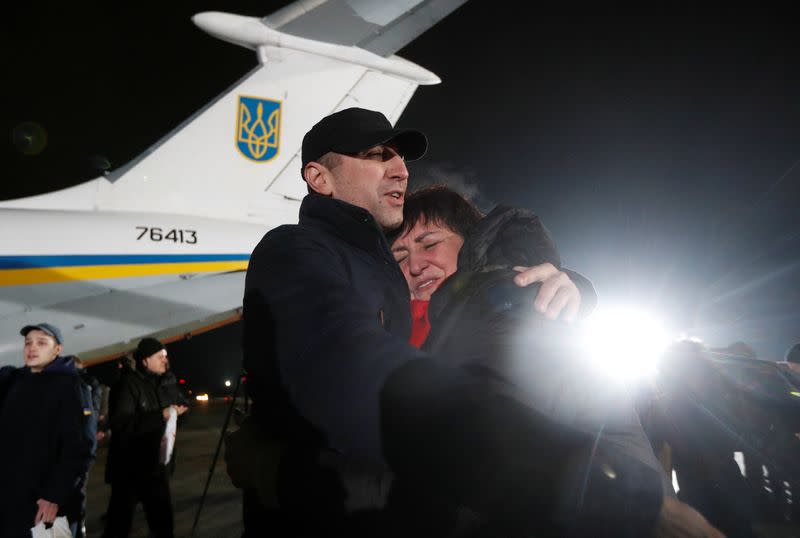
[[21, 323, 64, 345], [301, 107, 427, 175]]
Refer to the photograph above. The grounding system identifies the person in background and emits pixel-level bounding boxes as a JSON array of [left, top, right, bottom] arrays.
[[766, 342, 800, 522], [778, 343, 800, 385], [639, 340, 756, 538], [67, 356, 102, 538], [0, 323, 94, 538], [103, 337, 188, 538]]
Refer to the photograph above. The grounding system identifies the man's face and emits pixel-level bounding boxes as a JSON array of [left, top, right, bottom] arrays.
[[316, 145, 409, 231], [391, 219, 464, 300], [23, 330, 62, 372], [143, 349, 169, 375]]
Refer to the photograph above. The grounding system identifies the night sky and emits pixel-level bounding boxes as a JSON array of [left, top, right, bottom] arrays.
[[3, 4, 799, 386]]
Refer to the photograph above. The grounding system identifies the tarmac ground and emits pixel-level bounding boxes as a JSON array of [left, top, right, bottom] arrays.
[[85, 399, 243, 538], [82, 399, 800, 538]]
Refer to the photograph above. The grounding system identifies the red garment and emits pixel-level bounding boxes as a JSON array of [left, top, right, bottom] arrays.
[[409, 299, 431, 348]]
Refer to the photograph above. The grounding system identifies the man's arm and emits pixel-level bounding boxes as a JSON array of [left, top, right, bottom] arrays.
[[245, 228, 426, 459], [474, 206, 597, 323], [512, 263, 597, 322]]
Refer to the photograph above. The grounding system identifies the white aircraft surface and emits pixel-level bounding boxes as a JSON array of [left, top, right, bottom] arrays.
[[0, 0, 469, 367]]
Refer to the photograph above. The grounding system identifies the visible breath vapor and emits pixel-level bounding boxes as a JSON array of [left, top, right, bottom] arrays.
[[408, 162, 494, 213]]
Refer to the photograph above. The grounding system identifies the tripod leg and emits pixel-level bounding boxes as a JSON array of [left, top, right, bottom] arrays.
[[191, 374, 243, 537]]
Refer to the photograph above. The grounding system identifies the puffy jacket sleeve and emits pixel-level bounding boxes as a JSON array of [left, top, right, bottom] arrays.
[[563, 268, 598, 318], [394, 275, 665, 535], [380, 357, 664, 537], [499, 211, 599, 318], [467, 206, 598, 318], [41, 378, 95, 506], [244, 228, 426, 459]]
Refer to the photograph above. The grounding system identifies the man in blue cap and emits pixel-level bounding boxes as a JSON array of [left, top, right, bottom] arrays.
[[0, 323, 94, 538]]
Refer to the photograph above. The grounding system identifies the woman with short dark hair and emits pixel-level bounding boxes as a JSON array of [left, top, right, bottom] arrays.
[[382, 185, 721, 538]]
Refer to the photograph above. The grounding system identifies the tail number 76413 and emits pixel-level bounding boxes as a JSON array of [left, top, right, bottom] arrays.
[[135, 227, 198, 244]]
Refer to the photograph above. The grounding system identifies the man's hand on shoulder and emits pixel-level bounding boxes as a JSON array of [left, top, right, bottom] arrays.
[[512, 263, 581, 323]]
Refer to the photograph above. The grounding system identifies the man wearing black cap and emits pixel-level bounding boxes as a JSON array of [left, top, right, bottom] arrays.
[[241, 108, 426, 535], [0, 323, 94, 538], [239, 107, 595, 535], [103, 337, 187, 538]]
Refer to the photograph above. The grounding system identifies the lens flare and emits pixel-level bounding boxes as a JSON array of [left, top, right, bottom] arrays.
[[11, 122, 48, 156], [581, 307, 670, 382]]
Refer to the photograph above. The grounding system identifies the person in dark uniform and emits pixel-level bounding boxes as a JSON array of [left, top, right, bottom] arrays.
[[102, 337, 187, 538], [639, 340, 757, 538], [68, 356, 102, 538]]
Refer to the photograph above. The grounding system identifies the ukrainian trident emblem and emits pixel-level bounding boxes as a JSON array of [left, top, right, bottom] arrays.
[[236, 96, 281, 162]]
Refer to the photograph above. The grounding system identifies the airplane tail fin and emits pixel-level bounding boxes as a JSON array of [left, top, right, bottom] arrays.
[[1, 6, 453, 226], [99, 41, 429, 224]]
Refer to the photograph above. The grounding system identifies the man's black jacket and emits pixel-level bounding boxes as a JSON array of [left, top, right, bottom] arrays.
[[243, 194, 426, 462], [107, 367, 167, 481], [0, 356, 94, 533]]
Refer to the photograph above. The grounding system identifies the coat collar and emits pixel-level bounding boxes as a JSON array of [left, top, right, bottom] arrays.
[[21, 354, 77, 376], [299, 194, 396, 261]]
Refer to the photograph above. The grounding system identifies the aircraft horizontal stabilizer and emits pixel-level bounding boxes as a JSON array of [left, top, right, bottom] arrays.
[[263, 0, 469, 58]]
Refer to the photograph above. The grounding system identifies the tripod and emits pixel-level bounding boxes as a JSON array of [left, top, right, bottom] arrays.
[[190, 372, 247, 537]]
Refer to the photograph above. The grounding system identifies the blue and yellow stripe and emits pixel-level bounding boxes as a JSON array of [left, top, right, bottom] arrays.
[[0, 254, 250, 286]]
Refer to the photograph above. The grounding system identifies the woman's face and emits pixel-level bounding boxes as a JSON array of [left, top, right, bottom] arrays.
[[391, 219, 464, 300]]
